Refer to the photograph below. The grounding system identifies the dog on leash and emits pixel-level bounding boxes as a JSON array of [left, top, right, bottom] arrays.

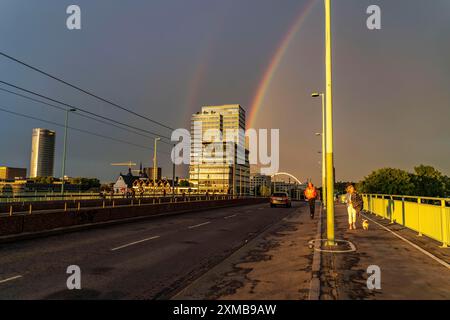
[[362, 219, 369, 230]]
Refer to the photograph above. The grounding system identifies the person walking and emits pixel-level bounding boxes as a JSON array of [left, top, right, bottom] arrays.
[[345, 184, 356, 230], [347, 184, 363, 230], [304, 182, 318, 219]]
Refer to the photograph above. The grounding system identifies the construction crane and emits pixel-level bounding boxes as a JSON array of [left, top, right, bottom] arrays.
[[110, 161, 136, 168], [111, 161, 137, 174], [111, 162, 146, 175]]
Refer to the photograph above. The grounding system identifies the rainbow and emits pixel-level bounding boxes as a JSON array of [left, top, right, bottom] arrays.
[[247, 0, 317, 129]]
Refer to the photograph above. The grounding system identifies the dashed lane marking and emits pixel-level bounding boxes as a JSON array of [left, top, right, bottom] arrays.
[[0, 275, 22, 284], [111, 236, 160, 251], [187, 221, 211, 229]]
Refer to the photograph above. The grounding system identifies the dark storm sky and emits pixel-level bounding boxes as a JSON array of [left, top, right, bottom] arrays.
[[0, 0, 449, 183]]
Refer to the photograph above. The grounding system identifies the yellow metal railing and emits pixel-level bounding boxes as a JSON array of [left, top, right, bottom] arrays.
[[362, 194, 450, 248]]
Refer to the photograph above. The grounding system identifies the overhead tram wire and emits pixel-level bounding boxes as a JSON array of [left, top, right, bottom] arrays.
[[0, 86, 170, 143], [0, 106, 171, 155], [0, 52, 174, 131], [0, 80, 173, 145]]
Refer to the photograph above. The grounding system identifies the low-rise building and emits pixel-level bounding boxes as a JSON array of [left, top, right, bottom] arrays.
[[0, 166, 27, 180]]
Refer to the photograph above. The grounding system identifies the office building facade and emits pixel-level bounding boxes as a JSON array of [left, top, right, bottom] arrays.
[[29, 128, 56, 178], [0, 166, 27, 180], [189, 104, 250, 195], [250, 173, 272, 196]]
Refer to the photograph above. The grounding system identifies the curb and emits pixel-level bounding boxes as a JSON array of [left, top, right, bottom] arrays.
[[308, 204, 322, 300]]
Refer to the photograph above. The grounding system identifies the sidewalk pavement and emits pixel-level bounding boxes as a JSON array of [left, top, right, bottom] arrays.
[[174, 202, 318, 300], [174, 202, 450, 300], [320, 204, 450, 300]]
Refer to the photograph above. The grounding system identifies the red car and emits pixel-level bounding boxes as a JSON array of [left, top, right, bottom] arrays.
[[270, 192, 292, 208]]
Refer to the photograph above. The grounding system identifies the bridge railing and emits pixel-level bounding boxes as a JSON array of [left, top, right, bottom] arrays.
[[0, 195, 266, 216], [362, 194, 450, 248]]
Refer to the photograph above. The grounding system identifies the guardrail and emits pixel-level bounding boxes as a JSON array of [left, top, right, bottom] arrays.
[[362, 194, 450, 248], [0, 195, 257, 216], [0, 197, 268, 239], [0, 192, 236, 204]]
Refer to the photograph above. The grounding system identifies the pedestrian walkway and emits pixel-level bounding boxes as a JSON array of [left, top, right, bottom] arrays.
[[320, 204, 450, 300], [173, 202, 317, 300]]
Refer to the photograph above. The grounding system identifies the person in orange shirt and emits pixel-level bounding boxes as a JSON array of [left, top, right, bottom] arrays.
[[304, 182, 318, 219]]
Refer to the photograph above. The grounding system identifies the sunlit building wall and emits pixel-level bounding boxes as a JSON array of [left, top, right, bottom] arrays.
[[29, 128, 56, 178], [189, 105, 250, 194]]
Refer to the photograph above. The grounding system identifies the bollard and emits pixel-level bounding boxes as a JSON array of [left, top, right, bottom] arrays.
[[103, 200, 105, 208], [131, 200, 134, 206], [29, 204, 32, 214], [139, 199, 141, 206], [64, 202, 68, 212], [77, 202, 81, 211], [9, 205, 13, 216], [112, 200, 115, 208]]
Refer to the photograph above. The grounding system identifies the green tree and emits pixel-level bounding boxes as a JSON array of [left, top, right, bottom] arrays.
[[443, 176, 450, 197], [358, 165, 449, 197], [412, 165, 446, 197], [179, 180, 190, 187], [32, 176, 54, 184], [335, 181, 356, 194], [68, 177, 100, 190], [358, 168, 415, 195]]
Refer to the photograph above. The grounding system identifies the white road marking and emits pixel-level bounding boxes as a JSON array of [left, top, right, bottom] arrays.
[[0, 275, 22, 284], [187, 221, 211, 229], [111, 236, 160, 251], [362, 213, 450, 270], [224, 214, 237, 219]]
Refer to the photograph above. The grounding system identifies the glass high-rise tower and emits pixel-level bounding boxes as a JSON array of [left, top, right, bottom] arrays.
[[189, 104, 250, 195], [29, 128, 56, 178]]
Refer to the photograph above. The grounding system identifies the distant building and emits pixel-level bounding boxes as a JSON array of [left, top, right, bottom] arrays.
[[189, 104, 250, 195], [113, 169, 140, 194], [272, 180, 306, 200], [143, 167, 161, 181], [250, 174, 272, 196], [0, 166, 27, 180], [29, 128, 55, 178], [112, 168, 173, 195]]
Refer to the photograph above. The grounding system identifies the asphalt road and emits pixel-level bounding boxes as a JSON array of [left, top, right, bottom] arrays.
[[0, 201, 298, 299]]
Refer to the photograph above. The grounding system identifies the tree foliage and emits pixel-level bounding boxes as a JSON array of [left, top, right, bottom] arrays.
[[358, 165, 449, 197], [31, 176, 55, 184], [67, 177, 101, 190], [179, 180, 190, 187]]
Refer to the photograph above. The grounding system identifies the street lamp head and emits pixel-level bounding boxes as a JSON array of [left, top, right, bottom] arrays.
[[311, 92, 320, 97], [155, 137, 161, 141], [315, 133, 321, 136]]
